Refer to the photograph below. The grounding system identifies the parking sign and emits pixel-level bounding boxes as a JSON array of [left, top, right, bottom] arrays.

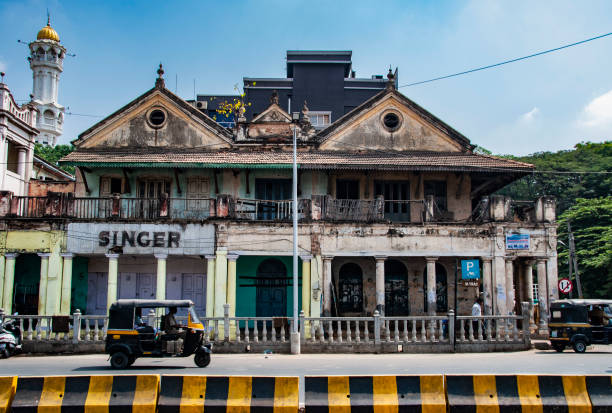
[[461, 259, 480, 280]]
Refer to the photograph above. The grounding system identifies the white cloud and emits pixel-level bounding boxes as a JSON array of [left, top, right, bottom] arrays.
[[0, 60, 6, 73], [519, 107, 540, 123], [578, 89, 612, 127]]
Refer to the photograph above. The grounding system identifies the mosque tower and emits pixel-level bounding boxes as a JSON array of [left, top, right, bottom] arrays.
[[28, 16, 66, 146]]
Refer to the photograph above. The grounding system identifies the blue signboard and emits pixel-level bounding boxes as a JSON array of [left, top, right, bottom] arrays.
[[506, 233, 530, 250], [461, 259, 480, 280]]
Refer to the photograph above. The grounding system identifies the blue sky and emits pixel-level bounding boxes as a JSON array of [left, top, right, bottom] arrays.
[[0, 0, 611, 155]]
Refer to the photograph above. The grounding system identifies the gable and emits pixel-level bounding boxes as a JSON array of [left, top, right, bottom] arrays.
[[318, 92, 472, 153], [75, 89, 233, 150], [251, 103, 292, 123]]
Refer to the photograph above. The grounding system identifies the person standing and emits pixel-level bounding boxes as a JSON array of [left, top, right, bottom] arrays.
[[472, 297, 484, 338]]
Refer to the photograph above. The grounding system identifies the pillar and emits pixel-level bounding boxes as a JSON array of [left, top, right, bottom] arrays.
[[205, 255, 216, 318], [546, 257, 559, 304], [493, 256, 507, 315], [536, 259, 548, 334], [37, 253, 50, 315], [310, 255, 321, 318], [226, 254, 238, 317], [505, 258, 515, 315], [155, 254, 167, 303], [45, 244, 63, 315], [322, 256, 333, 316], [0, 255, 5, 310], [482, 257, 493, 316], [59, 253, 73, 315], [525, 260, 536, 331], [375, 256, 386, 315], [106, 253, 119, 314], [17, 147, 27, 191], [214, 250, 227, 317], [426, 257, 438, 316], [2, 253, 17, 314], [301, 255, 312, 316]]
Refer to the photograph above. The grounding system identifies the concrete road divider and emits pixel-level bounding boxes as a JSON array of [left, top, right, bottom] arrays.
[[158, 375, 299, 413], [11, 375, 158, 413], [0, 377, 16, 413], [305, 375, 446, 413], [585, 376, 612, 413], [447, 375, 593, 412]]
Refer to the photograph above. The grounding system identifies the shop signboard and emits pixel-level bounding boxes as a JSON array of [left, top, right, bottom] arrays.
[[66, 223, 215, 255], [506, 233, 530, 250]]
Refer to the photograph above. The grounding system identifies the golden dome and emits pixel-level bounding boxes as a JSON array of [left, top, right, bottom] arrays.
[[37, 24, 59, 42]]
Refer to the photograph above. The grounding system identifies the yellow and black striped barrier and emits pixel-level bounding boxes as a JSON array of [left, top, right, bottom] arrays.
[[585, 376, 612, 413], [446, 374, 594, 412], [0, 377, 16, 413], [158, 375, 299, 413], [10, 375, 158, 413], [304, 375, 446, 413]]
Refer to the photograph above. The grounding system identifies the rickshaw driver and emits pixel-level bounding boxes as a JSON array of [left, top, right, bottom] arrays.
[[163, 307, 186, 338]]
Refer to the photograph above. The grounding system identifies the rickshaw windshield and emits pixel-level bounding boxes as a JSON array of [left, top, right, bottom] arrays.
[[189, 307, 201, 324]]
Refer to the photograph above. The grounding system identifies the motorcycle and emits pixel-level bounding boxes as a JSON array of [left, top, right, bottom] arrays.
[[0, 319, 22, 358]]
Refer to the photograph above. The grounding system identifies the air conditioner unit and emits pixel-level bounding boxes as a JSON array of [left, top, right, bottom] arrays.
[[196, 100, 208, 110]]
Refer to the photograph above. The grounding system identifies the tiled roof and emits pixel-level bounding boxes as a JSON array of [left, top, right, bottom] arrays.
[[62, 149, 534, 172]]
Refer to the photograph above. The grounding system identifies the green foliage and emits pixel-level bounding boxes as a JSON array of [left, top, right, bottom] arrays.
[[498, 141, 612, 213], [34, 143, 75, 175], [557, 197, 612, 298]]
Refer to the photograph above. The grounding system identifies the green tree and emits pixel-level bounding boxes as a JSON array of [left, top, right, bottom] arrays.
[[34, 143, 75, 175], [557, 197, 612, 298]]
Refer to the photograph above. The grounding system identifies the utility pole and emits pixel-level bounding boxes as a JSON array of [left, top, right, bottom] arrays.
[[567, 221, 583, 298], [290, 111, 300, 354]]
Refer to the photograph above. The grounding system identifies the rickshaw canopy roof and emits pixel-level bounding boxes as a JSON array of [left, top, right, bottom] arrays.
[[551, 299, 612, 308], [110, 299, 194, 310]]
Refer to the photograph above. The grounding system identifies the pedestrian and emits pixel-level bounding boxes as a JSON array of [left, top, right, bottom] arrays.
[[471, 297, 484, 338]]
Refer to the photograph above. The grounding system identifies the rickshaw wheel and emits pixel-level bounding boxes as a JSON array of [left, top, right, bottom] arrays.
[[551, 342, 565, 352], [572, 339, 587, 353], [110, 351, 130, 369], [194, 352, 211, 367]]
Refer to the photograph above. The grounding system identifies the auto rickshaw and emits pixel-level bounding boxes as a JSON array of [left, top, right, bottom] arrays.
[[105, 299, 212, 368], [549, 299, 612, 353]]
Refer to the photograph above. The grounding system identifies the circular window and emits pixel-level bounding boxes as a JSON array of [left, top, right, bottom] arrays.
[[149, 109, 166, 127], [383, 113, 400, 130]]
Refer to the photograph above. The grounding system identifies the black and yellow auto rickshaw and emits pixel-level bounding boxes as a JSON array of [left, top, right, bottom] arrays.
[[105, 299, 212, 368], [549, 299, 612, 353]]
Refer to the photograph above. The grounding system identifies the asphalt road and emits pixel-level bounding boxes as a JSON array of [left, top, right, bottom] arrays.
[[3, 347, 611, 377]]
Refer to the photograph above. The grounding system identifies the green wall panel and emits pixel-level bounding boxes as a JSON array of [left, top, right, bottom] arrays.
[[71, 256, 89, 314]]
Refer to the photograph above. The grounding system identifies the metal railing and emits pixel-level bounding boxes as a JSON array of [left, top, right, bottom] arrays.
[[232, 199, 307, 221]]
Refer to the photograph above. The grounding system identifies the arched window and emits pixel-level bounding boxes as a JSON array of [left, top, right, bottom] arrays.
[[256, 258, 287, 317], [43, 110, 54, 125], [385, 259, 409, 316], [338, 263, 363, 314], [423, 263, 448, 313]]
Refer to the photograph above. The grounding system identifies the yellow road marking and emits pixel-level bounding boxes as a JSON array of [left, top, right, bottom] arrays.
[[372, 376, 397, 413], [562, 376, 591, 413], [516, 375, 543, 413], [0, 376, 16, 413], [420, 376, 445, 413], [273, 377, 299, 413], [133, 376, 158, 413], [180, 376, 206, 413], [328, 377, 351, 413], [227, 377, 252, 413], [473, 376, 499, 413], [39, 377, 65, 413]]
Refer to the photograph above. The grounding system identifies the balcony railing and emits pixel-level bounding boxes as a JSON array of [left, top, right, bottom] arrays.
[[0, 192, 555, 224]]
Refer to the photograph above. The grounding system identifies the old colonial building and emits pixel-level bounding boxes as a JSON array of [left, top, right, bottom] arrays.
[[0, 64, 558, 335]]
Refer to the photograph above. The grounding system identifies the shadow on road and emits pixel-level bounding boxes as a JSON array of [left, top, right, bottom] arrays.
[[72, 365, 188, 371]]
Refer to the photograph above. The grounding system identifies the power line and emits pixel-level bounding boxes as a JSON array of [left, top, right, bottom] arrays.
[[399, 31, 612, 88]]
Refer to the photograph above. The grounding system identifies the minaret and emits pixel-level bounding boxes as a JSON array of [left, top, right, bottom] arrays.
[[28, 15, 66, 146]]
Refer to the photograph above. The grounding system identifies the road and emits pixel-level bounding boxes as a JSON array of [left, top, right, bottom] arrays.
[[3, 347, 611, 377]]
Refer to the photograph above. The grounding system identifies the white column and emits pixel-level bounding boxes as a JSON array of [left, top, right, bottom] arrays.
[[493, 256, 507, 315], [17, 147, 27, 194], [322, 256, 333, 316], [546, 257, 559, 304], [37, 253, 50, 315], [155, 254, 167, 302], [214, 250, 227, 317], [226, 254, 238, 317], [301, 255, 312, 317], [2, 253, 18, 314], [0, 255, 5, 311], [205, 255, 216, 318], [105, 253, 120, 314], [426, 257, 438, 315], [525, 260, 536, 331], [59, 253, 74, 315], [537, 259, 548, 334], [375, 256, 386, 315], [482, 258, 493, 316], [505, 258, 515, 315]]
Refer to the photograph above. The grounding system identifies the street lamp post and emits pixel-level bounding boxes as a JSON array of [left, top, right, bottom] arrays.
[[290, 111, 301, 354]]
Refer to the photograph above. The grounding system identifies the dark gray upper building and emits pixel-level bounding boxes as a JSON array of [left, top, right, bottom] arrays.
[[194, 50, 397, 128]]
